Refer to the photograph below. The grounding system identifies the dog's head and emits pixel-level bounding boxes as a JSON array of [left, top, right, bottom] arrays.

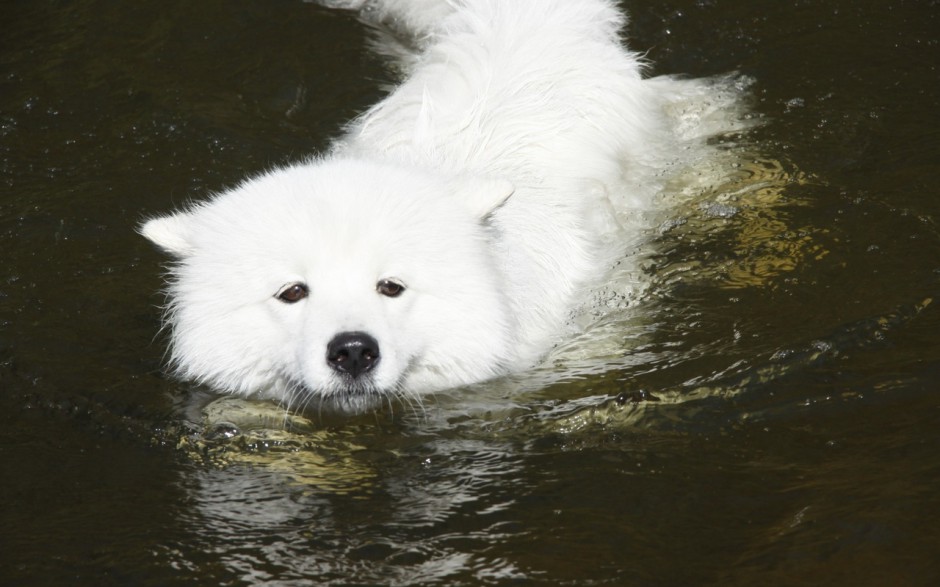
[[141, 157, 515, 413]]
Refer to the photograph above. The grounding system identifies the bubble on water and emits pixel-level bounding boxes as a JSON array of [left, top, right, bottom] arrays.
[[699, 201, 739, 219], [205, 421, 240, 440], [785, 97, 806, 112]]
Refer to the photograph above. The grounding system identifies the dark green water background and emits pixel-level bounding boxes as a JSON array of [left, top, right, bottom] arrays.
[[2, 1, 939, 585]]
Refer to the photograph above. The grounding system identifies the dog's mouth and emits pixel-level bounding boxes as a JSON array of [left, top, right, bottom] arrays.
[[282, 372, 403, 416], [328, 379, 390, 414]]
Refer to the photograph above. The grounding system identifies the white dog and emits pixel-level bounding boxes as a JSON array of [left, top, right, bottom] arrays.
[[142, 0, 732, 413]]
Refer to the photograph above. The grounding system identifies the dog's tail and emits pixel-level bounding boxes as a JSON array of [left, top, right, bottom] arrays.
[[313, 0, 627, 75], [313, 0, 455, 38]]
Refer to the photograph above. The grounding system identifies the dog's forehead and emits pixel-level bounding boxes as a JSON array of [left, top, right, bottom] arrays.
[[188, 162, 481, 293]]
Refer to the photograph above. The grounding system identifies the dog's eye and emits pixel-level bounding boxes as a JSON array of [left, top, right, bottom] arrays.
[[376, 279, 405, 298], [276, 283, 308, 303]]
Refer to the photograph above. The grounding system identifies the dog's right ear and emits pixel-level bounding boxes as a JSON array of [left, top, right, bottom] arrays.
[[456, 176, 515, 221], [139, 211, 196, 258]]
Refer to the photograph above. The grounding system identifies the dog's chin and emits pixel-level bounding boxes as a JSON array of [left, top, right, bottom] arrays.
[[293, 375, 397, 416], [323, 389, 387, 415]]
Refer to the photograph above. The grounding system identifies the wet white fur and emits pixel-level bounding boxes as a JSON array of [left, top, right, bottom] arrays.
[[143, 0, 707, 412]]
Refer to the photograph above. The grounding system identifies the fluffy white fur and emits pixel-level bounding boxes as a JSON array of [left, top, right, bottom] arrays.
[[142, 0, 719, 413]]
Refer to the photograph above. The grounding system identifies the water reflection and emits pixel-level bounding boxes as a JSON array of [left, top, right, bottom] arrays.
[[178, 422, 531, 583]]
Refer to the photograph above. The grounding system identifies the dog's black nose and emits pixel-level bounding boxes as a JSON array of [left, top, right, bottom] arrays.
[[326, 332, 380, 378]]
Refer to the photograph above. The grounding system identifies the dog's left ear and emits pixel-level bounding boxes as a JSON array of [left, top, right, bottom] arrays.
[[139, 211, 197, 258], [456, 176, 515, 220]]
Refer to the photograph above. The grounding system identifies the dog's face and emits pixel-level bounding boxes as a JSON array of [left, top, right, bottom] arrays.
[[142, 158, 515, 413]]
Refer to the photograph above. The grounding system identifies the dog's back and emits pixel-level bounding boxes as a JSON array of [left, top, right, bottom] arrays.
[[338, 0, 667, 357]]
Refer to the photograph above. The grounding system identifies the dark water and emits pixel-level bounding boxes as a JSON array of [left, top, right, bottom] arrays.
[[2, 0, 939, 585]]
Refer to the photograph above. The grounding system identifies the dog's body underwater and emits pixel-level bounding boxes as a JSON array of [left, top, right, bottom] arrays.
[[142, 0, 739, 413]]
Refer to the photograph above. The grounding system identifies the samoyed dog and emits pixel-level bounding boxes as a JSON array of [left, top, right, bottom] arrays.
[[142, 0, 744, 413]]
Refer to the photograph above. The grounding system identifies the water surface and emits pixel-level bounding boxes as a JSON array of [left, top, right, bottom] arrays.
[[2, 0, 939, 585]]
